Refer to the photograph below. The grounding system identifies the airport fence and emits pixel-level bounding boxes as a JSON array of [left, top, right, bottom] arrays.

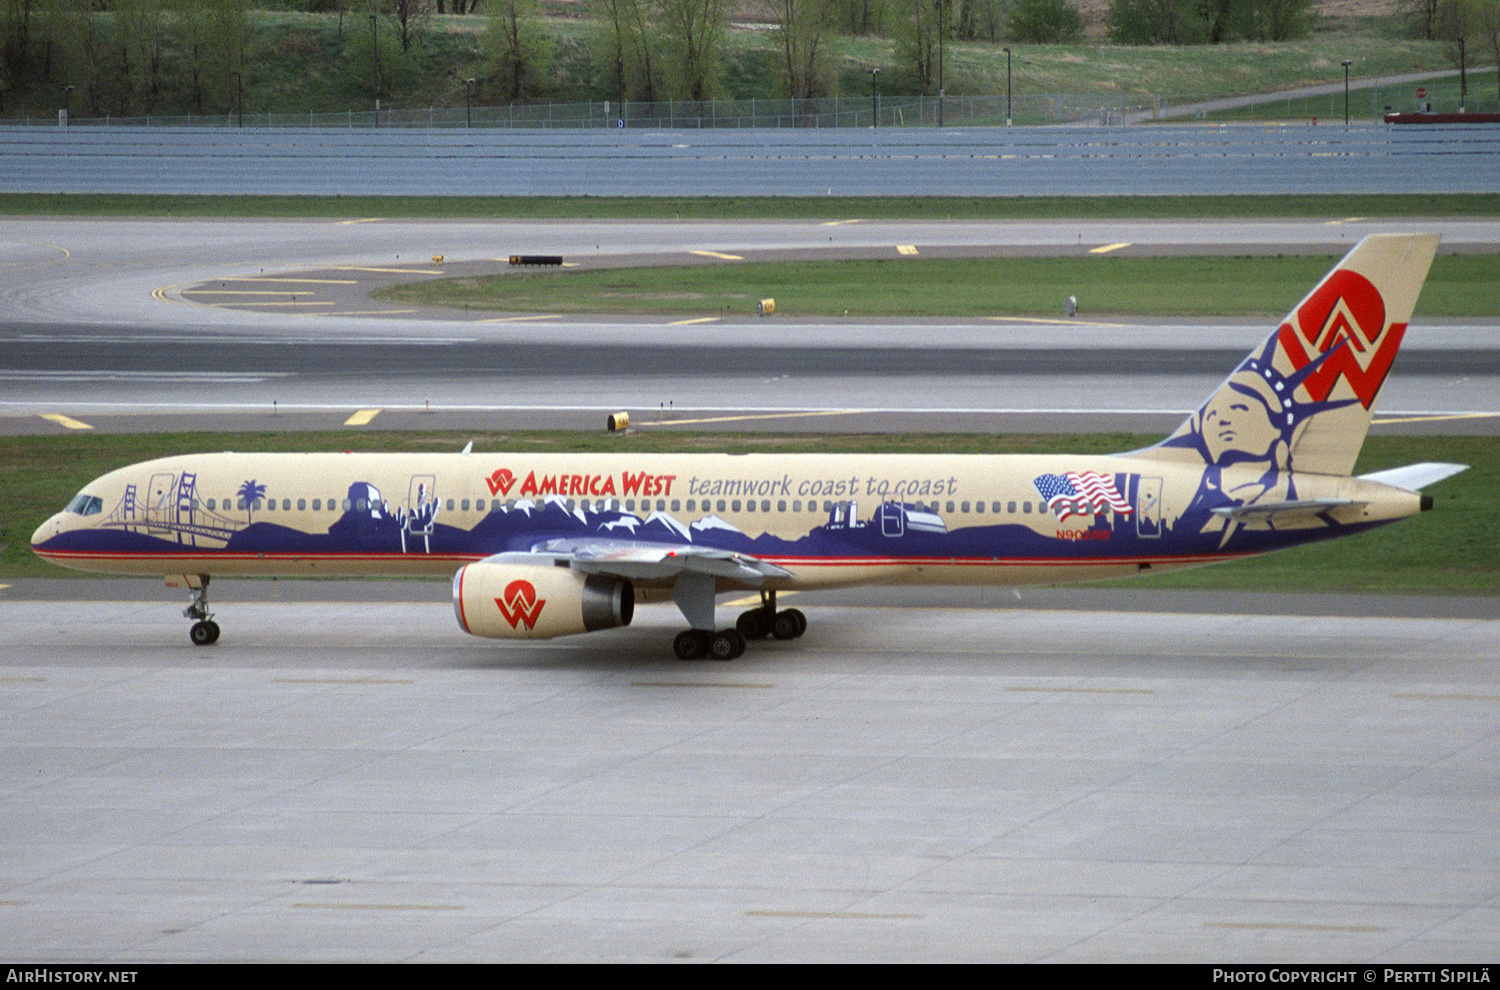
[[3, 93, 1171, 130]]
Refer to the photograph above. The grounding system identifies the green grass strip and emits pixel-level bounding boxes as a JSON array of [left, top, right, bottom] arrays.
[[382, 253, 1500, 318]]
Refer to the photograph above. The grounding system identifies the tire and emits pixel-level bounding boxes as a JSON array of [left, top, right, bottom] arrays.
[[709, 629, 745, 661], [674, 629, 709, 660], [737, 609, 772, 640]]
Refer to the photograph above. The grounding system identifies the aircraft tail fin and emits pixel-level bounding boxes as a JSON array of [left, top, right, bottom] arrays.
[[1138, 233, 1441, 477]]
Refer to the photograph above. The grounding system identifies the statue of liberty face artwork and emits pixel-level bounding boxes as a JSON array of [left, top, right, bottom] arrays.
[[1200, 371, 1287, 469]]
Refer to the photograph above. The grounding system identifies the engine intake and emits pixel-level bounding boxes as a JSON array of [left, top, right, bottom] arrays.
[[453, 559, 633, 639]]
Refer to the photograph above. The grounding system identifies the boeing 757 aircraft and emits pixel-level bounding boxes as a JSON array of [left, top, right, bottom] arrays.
[[32, 233, 1466, 660]]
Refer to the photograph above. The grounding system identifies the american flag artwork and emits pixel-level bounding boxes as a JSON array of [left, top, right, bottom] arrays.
[[1033, 472, 1135, 521]]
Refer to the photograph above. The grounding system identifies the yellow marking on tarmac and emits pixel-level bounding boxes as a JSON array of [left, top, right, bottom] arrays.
[[1374, 412, 1496, 425], [328, 310, 420, 316], [668, 316, 720, 326], [336, 218, 385, 225], [1090, 242, 1131, 254], [0, 676, 46, 683], [897, 245, 919, 255], [1324, 217, 1366, 225], [638, 409, 870, 428], [40, 413, 92, 430], [334, 266, 443, 274], [689, 250, 744, 261], [476, 314, 562, 324], [822, 219, 865, 226], [345, 409, 381, 426]]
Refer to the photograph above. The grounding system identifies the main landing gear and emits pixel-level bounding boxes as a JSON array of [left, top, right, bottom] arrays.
[[671, 589, 806, 661], [181, 575, 220, 646]]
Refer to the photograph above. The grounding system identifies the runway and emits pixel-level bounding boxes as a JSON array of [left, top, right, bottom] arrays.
[[2, 213, 1497, 962], [0, 579, 1495, 962]]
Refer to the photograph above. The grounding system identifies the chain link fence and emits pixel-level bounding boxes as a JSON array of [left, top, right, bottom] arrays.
[[2, 93, 1168, 129]]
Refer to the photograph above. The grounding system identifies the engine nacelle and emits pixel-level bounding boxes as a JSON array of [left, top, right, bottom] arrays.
[[453, 559, 634, 639]]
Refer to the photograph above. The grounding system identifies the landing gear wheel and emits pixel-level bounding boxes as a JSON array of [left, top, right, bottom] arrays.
[[709, 628, 746, 661], [772, 608, 806, 640], [673, 629, 710, 660], [736, 609, 772, 640], [190, 620, 220, 646]]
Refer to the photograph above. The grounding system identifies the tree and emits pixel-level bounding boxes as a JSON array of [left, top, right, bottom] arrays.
[[1008, 0, 1084, 43], [1477, 0, 1500, 105], [484, 0, 554, 101], [592, 0, 661, 103], [115, 0, 169, 113], [893, 0, 940, 94], [1107, 0, 1204, 43], [763, 0, 839, 99], [1437, 0, 1478, 107], [659, 0, 726, 100], [956, 0, 1005, 41]]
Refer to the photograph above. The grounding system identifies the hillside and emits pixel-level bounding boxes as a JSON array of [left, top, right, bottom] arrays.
[[0, 1, 1464, 122]]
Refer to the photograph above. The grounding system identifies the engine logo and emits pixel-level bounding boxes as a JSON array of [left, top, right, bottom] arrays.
[[496, 579, 546, 630]]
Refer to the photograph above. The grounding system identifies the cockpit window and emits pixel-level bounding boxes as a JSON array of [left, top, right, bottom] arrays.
[[65, 493, 103, 516]]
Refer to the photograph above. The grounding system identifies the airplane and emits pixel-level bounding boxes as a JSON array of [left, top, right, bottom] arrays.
[[31, 232, 1467, 660]]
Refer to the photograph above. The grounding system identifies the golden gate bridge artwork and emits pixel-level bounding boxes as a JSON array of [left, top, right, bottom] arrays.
[[99, 471, 245, 548]]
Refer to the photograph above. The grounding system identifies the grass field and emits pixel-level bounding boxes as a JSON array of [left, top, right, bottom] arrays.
[[381, 253, 1500, 318], [5, 430, 1493, 594]]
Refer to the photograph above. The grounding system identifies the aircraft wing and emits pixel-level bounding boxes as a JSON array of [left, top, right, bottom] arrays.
[[1358, 462, 1469, 491], [512, 537, 793, 585]]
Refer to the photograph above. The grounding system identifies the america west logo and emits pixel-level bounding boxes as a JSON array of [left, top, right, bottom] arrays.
[[1277, 269, 1401, 409], [486, 467, 676, 498], [496, 579, 546, 630]]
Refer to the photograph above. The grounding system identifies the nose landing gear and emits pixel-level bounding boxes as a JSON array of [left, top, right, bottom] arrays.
[[179, 574, 220, 645]]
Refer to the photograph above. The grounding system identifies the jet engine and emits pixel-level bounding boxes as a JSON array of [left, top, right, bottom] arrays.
[[453, 559, 633, 639]]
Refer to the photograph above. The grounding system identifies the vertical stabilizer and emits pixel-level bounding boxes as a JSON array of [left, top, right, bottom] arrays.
[[1140, 233, 1440, 477]]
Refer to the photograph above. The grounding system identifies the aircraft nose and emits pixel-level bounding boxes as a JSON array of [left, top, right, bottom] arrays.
[[31, 513, 63, 549]]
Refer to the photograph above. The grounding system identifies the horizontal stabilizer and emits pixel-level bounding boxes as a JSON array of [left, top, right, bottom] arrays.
[[1358, 462, 1469, 491], [1210, 499, 1363, 523]]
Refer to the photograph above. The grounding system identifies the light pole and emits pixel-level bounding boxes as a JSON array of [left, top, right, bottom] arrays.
[[370, 14, 380, 124], [465, 78, 475, 129], [1342, 60, 1351, 127], [1458, 38, 1467, 110], [62, 84, 74, 126], [231, 70, 243, 128], [1003, 47, 1011, 126], [937, 0, 945, 128], [870, 68, 879, 128]]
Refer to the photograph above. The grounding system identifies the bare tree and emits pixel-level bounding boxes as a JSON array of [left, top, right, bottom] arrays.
[[659, 0, 725, 100], [764, 0, 840, 99]]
